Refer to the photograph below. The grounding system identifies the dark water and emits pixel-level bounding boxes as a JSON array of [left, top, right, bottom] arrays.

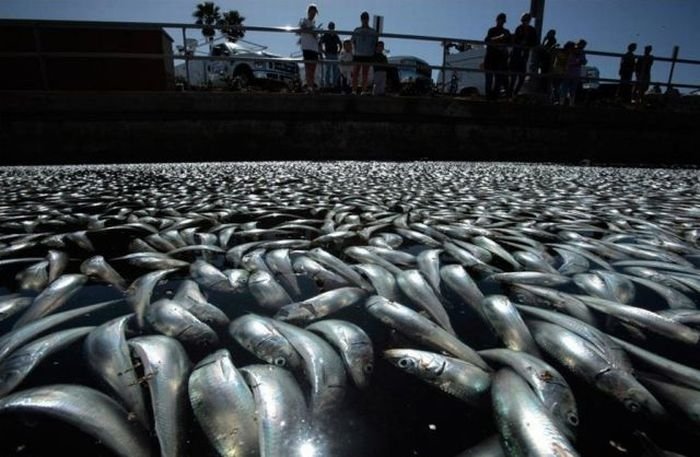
[[0, 162, 699, 457]]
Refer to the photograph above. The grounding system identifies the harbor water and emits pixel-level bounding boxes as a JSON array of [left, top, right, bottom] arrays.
[[0, 161, 698, 457]]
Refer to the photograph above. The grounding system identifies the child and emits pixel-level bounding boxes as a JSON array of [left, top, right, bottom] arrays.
[[339, 39, 354, 94], [372, 41, 388, 95]]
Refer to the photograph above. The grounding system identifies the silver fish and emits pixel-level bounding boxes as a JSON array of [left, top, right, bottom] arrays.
[[146, 299, 219, 346], [491, 368, 580, 457], [268, 319, 347, 418], [396, 269, 456, 336], [190, 260, 234, 292], [46, 249, 69, 283], [573, 270, 634, 304], [228, 314, 302, 370], [129, 335, 191, 457], [274, 287, 368, 323], [84, 315, 149, 429], [610, 336, 700, 391], [240, 365, 310, 457], [308, 247, 374, 291], [552, 246, 590, 276], [440, 264, 485, 320], [575, 295, 700, 345], [0, 384, 151, 457], [113, 252, 189, 270], [481, 295, 542, 357], [265, 248, 303, 298], [0, 326, 93, 398], [172, 279, 229, 328], [365, 295, 488, 370], [13, 274, 88, 329], [472, 236, 520, 270], [0, 300, 120, 364], [529, 320, 665, 420], [223, 268, 251, 293], [619, 272, 697, 310], [508, 283, 598, 326], [248, 270, 293, 310], [384, 348, 490, 406], [344, 246, 403, 276], [293, 255, 350, 290], [80, 255, 127, 290], [188, 349, 259, 457], [416, 249, 444, 295], [353, 263, 400, 301], [126, 269, 176, 329], [16, 260, 49, 292], [306, 319, 374, 389], [488, 271, 571, 287], [480, 348, 579, 440], [0, 294, 32, 323]]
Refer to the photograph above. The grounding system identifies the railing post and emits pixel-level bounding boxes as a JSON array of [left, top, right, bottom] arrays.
[[182, 26, 191, 89], [667, 45, 679, 91], [32, 23, 48, 90]]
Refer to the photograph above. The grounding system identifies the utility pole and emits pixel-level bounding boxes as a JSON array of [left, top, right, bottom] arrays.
[[530, 0, 545, 43]]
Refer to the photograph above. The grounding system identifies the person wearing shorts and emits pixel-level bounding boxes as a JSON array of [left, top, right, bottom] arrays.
[[351, 11, 378, 94], [299, 4, 320, 92]]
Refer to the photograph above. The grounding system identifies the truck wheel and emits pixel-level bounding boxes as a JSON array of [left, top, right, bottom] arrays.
[[233, 66, 253, 89]]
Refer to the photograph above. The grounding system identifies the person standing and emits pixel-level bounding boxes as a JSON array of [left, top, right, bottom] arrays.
[[617, 42, 637, 102], [372, 41, 388, 95], [562, 39, 587, 106], [351, 11, 378, 94], [338, 39, 354, 94], [319, 21, 342, 90], [298, 3, 320, 92], [536, 29, 557, 94], [634, 45, 654, 103], [484, 12, 511, 100], [509, 12, 538, 97]]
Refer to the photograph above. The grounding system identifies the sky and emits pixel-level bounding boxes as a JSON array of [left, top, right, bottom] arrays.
[[1, 0, 699, 90]]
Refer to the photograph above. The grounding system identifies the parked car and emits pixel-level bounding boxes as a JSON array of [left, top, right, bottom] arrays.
[[387, 56, 434, 95], [174, 41, 300, 90]]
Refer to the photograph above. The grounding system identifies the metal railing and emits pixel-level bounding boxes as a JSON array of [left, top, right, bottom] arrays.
[[1, 18, 699, 94]]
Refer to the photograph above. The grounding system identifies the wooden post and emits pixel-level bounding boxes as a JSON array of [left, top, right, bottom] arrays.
[[530, 0, 545, 43]]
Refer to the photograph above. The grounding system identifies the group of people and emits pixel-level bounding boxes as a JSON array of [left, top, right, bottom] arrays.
[[484, 12, 589, 106], [617, 43, 655, 103], [298, 4, 387, 95]]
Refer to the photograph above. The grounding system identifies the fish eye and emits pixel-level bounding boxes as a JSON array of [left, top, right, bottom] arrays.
[[274, 357, 287, 367], [567, 412, 579, 426], [398, 358, 412, 368], [624, 399, 641, 413], [363, 364, 374, 374]]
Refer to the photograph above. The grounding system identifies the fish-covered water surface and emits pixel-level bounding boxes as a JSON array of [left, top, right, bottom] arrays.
[[0, 162, 699, 457]]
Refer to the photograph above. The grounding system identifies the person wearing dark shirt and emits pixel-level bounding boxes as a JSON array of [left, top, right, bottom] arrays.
[[319, 21, 342, 90], [536, 29, 557, 94], [509, 12, 538, 96], [634, 45, 654, 103], [484, 12, 511, 100], [372, 41, 388, 95], [617, 42, 637, 102]]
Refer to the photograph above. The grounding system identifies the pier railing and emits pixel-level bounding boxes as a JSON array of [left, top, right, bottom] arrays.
[[1, 18, 699, 95]]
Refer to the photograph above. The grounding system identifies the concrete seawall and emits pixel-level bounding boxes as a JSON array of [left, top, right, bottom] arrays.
[[0, 91, 697, 166]]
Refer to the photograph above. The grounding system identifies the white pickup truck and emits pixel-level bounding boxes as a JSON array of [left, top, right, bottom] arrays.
[[174, 41, 300, 90]]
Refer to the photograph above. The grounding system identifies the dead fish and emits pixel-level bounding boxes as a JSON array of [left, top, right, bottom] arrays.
[[146, 299, 219, 346], [13, 274, 88, 329], [0, 326, 94, 398], [112, 252, 189, 270], [126, 269, 177, 329], [0, 294, 33, 323], [83, 314, 149, 429], [15, 260, 49, 292], [0, 384, 151, 457], [172, 280, 229, 328], [80, 255, 127, 290], [275, 287, 368, 323], [129, 335, 191, 457]]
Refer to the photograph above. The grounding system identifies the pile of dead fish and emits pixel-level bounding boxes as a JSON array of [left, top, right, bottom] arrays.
[[0, 162, 699, 457]]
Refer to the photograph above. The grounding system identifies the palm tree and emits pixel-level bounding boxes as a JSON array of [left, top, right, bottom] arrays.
[[192, 2, 221, 43], [219, 10, 246, 42]]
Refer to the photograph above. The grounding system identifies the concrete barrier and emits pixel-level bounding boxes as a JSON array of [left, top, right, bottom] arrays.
[[0, 91, 696, 166]]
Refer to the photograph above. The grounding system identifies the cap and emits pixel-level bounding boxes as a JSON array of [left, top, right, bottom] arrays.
[[308, 3, 318, 13]]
